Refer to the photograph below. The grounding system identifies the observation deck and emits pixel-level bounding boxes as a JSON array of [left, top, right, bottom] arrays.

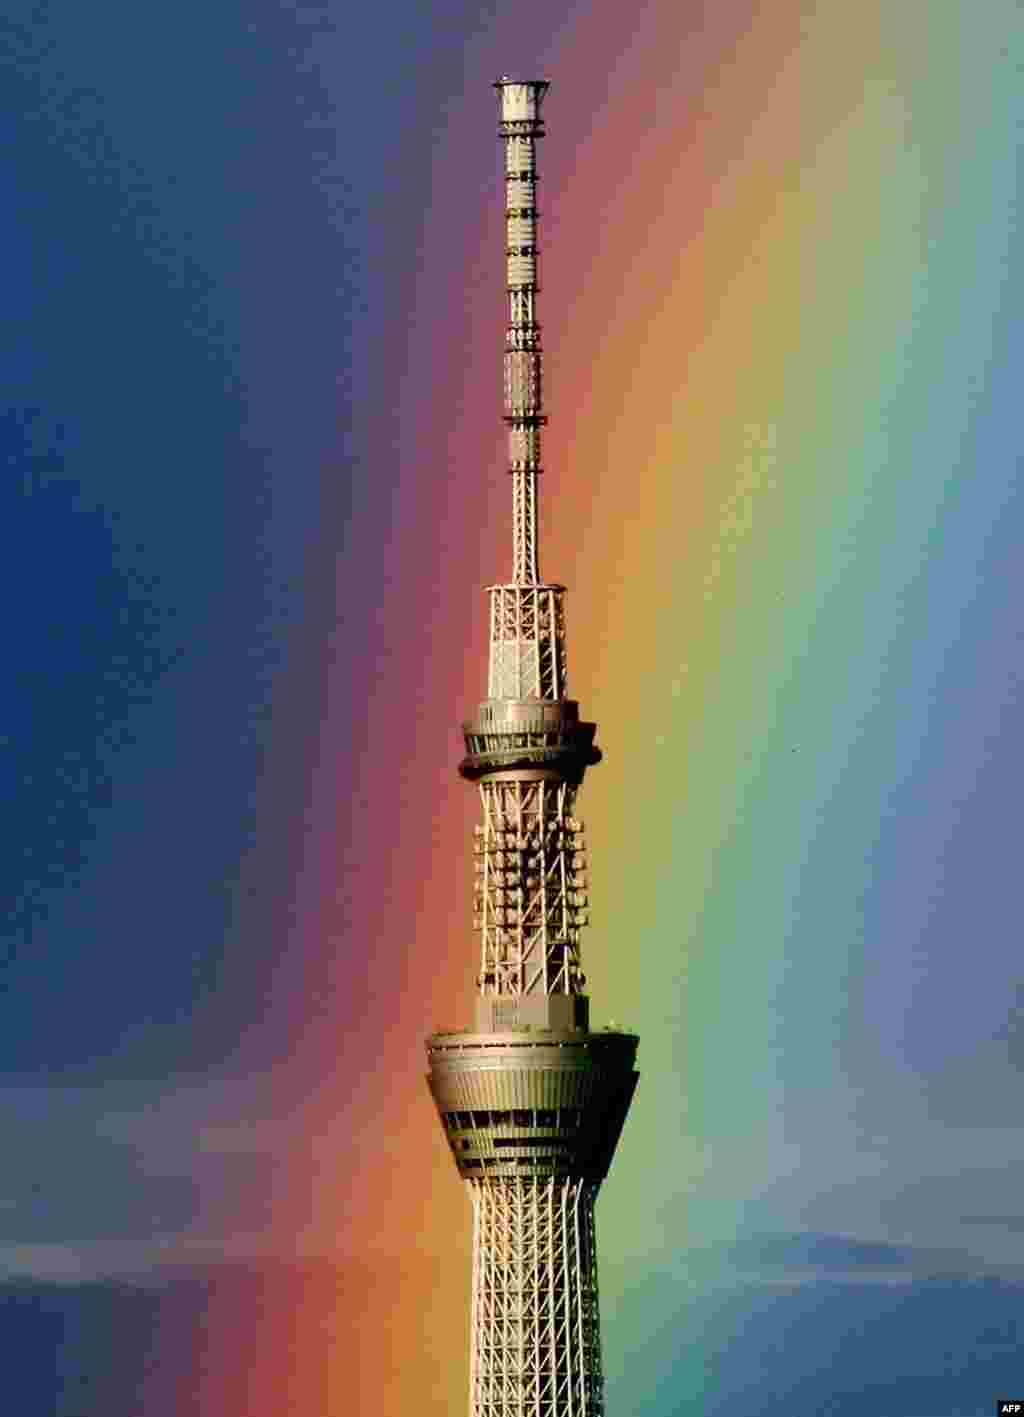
[[427, 1028, 638, 1182], [459, 698, 601, 784]]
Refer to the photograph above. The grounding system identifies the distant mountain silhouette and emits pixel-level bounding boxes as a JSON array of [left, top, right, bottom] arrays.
[[605, 1261, 1024, 1417]]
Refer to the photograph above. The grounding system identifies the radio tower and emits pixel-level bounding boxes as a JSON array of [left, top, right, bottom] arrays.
[[426, 79, 639, 1416]]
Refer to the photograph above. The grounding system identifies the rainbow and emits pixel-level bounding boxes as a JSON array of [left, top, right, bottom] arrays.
[[169, 1, 1022, 1411]]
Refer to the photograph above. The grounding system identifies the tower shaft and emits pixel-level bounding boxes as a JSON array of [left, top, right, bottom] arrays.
[[469, 1179, 602, 1413], [426, 79, 638, 1417], [467, 87, 596, 1020]]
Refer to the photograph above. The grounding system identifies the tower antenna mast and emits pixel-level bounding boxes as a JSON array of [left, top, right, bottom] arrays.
[[501, 73, 546, 588]]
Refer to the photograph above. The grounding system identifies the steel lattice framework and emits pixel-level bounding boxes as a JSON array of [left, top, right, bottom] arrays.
[[426, 78, 639, 1417], [471, 787, 586, 998], [469, 1179, 602, 1416]]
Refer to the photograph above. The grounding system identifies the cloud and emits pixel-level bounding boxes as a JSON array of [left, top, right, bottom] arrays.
[[0, 1077, 288, 1269], [730, 1267, 924, 1288], [729, 1231, 916, 1273], [0, 1229, 295, 1284], [716, 1229, 1024, 1290], [196, 1118, 304, 1156], [0, 1245, 90, 1282], [920, 1023, 1024, 1129], [960, 1214, 1024, 1234]]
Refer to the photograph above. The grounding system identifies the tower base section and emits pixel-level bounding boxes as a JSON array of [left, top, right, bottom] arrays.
[[469, 1177, 602, 1417]]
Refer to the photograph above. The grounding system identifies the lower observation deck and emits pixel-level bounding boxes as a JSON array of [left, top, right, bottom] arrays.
[[426, 1026, 638, 1182]]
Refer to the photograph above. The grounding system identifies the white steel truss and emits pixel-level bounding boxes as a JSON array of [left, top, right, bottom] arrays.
[[487, 583, 566, 702], [469, 1178, 603, 1417], [473, 782, 588, 996]]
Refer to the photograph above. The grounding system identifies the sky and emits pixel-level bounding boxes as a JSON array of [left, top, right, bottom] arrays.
[[2, 0, 1023, 1413]]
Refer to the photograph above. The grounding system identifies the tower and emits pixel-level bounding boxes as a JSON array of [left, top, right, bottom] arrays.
[[426, 80, 638, 1416]]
